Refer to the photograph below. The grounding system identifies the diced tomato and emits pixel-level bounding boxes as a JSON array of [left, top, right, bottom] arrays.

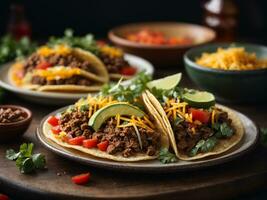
[[51, 126, 61, 134], [36, 62, 52, 70], [83, 138, 98, 148], [62, 134, 72, 143], [0, 194, 9, 200], [71, 172, 91, 185], [96, 40, 106, 46], [68, 136, 85, 145], [120, 66, 137, 76], [189, 108, 210, 124], [47, 116, 59, 126], [97, 141, 109, 151]]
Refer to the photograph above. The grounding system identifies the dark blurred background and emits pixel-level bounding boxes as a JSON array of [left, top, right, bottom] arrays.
[[0, 0, 267, 43]]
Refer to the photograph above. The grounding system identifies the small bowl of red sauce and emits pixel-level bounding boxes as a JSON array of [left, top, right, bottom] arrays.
[[109, 22, 216, 66], [0, 105, 32, 141]]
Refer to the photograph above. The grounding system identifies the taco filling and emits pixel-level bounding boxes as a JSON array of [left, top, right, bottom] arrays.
[[163, 98, 235, 157], [98, 45, 137, 78], [143, 73, 244, 160], [44, 95, 163, 161]]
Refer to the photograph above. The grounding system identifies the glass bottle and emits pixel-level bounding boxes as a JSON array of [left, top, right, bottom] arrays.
[[203, 0, 238, 42]]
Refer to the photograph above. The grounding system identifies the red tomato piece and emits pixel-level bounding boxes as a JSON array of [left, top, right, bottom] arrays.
[[120, 66, 137, 76], [68, 136, 85, 145], [189, 108, 210, 124], [0, 194, 9, 200], [62, 134, 72, 143], [71, 172, 91, 185], [47, 116, 59, 126], [51, 126, 61, 134], [97, 141, 109, 151], [36, 62, 52, 70], [83, 138, 98, 148]]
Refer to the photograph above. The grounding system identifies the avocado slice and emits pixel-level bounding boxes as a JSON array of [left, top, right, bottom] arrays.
[[88, 103, 145, 131]]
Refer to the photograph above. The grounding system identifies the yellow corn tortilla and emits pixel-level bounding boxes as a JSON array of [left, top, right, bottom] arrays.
[[142, 93, 169, 150], [8, 48, 109, 92], [43, 118, 158, 162], [144, 90, 244, 160]]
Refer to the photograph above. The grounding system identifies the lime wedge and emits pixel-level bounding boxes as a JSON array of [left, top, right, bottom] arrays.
[[183, 91, 215, 108], [146, 73, 182, 90]]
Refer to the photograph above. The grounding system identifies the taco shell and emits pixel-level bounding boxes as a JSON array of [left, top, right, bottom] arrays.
[[43, 119, 157, 162], [8, 48, 109, 92], [144, 90, 244, 160]]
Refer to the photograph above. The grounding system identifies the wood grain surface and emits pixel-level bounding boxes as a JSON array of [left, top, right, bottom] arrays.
[[0, 69, 267, 200]]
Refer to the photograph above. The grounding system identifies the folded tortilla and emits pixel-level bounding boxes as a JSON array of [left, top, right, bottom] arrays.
[[8, 48, 109, 92], [143, 90, 244, 160]]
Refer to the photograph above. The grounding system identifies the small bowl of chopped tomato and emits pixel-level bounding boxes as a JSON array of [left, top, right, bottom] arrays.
[[0, 105, 32, 142], [109, 22, 216, 66]]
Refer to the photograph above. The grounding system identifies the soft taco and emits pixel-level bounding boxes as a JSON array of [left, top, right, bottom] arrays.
[[143, 73, 244, 160], [43, 90, 169, 161], [9, 45, 109, 92]]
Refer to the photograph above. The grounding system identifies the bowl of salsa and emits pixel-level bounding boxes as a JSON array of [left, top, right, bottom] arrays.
[[109, 22, 216, 66]]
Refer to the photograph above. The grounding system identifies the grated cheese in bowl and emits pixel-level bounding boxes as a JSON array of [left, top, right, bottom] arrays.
[[196, 47, 267, 71]]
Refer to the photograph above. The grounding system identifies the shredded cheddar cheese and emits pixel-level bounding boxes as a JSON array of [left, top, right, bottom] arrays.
[[196, 47, 267, 70], [33, 67, 81, 81], [100, 45, 123, 58], [75, 95, 119, 118], [164, 98, 193, 122], [37, 45, 71, 57], [211, 109, 216, 125], [116, 114, 154, 131]]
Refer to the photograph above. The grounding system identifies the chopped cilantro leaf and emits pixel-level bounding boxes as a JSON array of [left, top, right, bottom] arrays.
[[158, 148, 177, 164]]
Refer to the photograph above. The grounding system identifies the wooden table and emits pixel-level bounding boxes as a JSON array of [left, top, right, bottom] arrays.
[[0, 69, 267, 200]]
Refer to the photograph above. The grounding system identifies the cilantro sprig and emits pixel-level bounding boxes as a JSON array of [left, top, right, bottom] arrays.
[[101, 72, 151, 109], [6, 143, 46, 174], [158, 148, 177, 164], [189, 137, 217, 157], [213, 122, 234, 138], [0, 35, 36, 64], [47, 29, 99, 55]]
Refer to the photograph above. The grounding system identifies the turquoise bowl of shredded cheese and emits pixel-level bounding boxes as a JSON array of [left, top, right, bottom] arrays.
[[184, 43, 267, 103]]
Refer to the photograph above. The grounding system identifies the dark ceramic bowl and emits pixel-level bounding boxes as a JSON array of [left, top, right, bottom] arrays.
[[184, 43, 267, 103], [0, 105, 32, 142], [109, 22, 216, 66]]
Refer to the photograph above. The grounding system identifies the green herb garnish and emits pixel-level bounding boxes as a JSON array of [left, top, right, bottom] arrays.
[[260, 127, 267, 146], [158, 148, 177, 164], [80, 104, 89, 112], [213, 122, 234, 138], [47, 29, 99, 55], [6, 143, 46, 174], [189, 137, 217, 157], [101, 72, 151, 108], [0, 35, 36, 64]]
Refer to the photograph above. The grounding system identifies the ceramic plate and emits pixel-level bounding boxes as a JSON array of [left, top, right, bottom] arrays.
[[36, 106, 259, 173], [0, 54, 154, 105]]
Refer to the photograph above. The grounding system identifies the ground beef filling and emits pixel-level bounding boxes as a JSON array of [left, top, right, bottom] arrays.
[[23, 53, 97, 86], [24, 53, 96, 73], [59, 109, 160, 157], [173, 111, 233, 154], [0, 107, 26, 123], [31, 75, 91, 86], [99, 53, 129, 73]]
